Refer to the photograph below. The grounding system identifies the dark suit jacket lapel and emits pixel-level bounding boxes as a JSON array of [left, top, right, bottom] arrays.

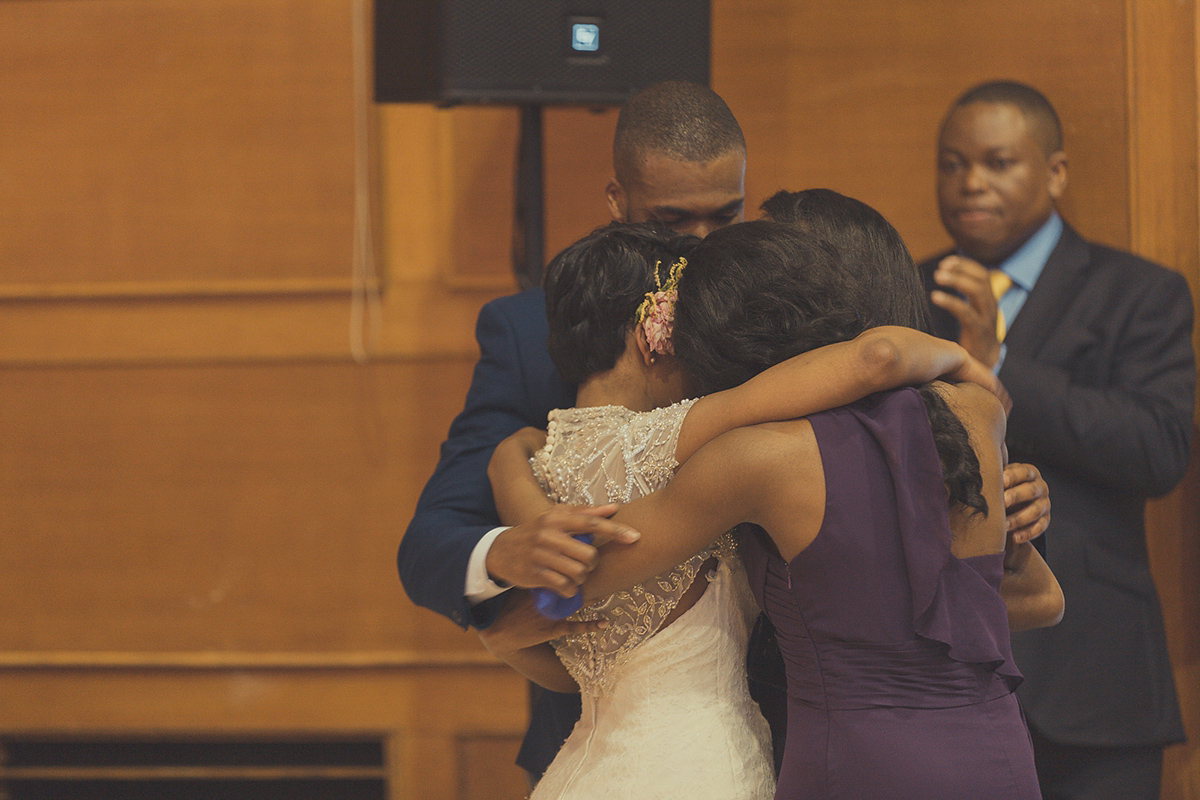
[[1003, 222, 1091, 357]]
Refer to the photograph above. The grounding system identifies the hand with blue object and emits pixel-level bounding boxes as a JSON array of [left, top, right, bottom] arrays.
[[532, 533, 593, 618], [483, 501, 641, 618]]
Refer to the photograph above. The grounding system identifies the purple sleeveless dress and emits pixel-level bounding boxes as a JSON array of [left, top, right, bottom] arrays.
[[739, 388, 1041, 800]]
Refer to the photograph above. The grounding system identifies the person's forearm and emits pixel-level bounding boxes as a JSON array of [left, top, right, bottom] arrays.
[[748, 326, 972, 403], [476, 588, 591, 692], [488, 430, 554, 526], [483, 641, 579, 693], [1001, 541, 1064, 631], [678, 327, 984, 464]]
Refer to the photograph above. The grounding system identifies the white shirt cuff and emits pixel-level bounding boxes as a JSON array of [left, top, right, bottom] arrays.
[[465, 526, 513, 605]]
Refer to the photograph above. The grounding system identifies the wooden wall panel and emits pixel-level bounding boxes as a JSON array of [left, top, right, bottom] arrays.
[[440, 107, 520, 288], [1129, 2, 1200, 796], [380, 103, 618, 291], [0, 359, 478, 654], [543, 108, 624, 258], [0, 0, 359, 295], [0, 0, 1197, 798], [457, 735, 528, 800], [0, 665, 531, 800]]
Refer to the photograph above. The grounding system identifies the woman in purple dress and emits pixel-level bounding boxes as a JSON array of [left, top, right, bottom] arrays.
[[493, 199, 1062, 798]]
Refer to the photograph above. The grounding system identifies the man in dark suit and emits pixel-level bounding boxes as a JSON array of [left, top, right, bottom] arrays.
[[397, 81, 750, 781], [920, 81, 1194, 800]]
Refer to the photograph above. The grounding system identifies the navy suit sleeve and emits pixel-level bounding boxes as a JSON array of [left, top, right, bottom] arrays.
[[1001, 262, 1195, 497], [399, 293, 570, 629]]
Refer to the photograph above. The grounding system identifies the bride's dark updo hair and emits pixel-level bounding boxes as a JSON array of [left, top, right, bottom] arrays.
[[675, 211, 987, 516], [543, 222, 698, 386]]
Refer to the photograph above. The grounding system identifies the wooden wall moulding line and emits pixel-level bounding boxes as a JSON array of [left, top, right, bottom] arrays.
[[0, 651, 506, 671], [0, 766, 388, 781], [0, 278, 361, 303], [438, 273, 521, 293]]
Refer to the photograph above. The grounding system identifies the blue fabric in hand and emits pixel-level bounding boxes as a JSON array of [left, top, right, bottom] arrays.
[[531, 533, 593, 619]]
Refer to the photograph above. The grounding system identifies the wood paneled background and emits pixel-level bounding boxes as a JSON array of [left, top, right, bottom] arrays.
[[0, 1, 1196, 798]]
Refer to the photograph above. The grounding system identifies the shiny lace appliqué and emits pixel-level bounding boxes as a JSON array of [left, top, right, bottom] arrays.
[[530, 400, 737, 697]]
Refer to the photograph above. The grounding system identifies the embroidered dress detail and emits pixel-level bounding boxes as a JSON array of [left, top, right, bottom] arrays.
[[527, 399, 773, 799], [531, 400, 735, 696]]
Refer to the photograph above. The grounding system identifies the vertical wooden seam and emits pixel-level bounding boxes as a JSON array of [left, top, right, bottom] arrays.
[[1125, 0, 1140, 253]]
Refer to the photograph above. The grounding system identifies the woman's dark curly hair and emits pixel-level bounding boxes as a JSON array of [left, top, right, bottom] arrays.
[[543, 222, 699, 386], [761, 188, 934, 334], [675, 217, 987, 516], [674, 221, 863, 392]]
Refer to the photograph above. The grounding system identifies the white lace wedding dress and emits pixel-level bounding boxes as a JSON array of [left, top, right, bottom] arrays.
[[528, 400, 775, 800]]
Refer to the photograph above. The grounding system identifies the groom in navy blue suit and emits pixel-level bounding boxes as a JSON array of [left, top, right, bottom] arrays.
[[398, 81, 751, 780]]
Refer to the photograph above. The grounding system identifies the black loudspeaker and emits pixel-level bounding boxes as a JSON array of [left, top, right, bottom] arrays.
[[374, 0, 711, 106]]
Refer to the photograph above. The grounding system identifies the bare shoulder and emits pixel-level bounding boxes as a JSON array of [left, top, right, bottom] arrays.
[[932, 380, 1005, 442], [742, 418, 821, 466], [734, 420, 824, 561], [934, 382, 1008, 558], [687, 418, 820, 496]]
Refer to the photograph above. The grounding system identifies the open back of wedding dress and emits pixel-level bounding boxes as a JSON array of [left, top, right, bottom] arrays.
[[528, 400, 774, 800]]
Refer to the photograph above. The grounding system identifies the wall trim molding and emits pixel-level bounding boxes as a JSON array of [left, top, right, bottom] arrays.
[[0, 650, 504, 670]]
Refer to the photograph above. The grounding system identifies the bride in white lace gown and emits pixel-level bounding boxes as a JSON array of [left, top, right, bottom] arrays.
[[481, 224, 999, 800], [528, 401, 773, 800]]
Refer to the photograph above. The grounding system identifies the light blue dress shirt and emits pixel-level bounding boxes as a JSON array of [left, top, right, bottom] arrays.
[[985, 212, 1064, 370]]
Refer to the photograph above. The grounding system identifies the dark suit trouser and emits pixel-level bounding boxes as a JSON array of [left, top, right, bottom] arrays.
[[1030, 724, 1164, 800]]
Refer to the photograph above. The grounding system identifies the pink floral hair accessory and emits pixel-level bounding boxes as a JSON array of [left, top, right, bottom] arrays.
[[635, 257, 687, 356]]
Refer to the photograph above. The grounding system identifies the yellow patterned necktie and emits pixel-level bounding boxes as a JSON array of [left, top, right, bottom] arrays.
[[990, 270, 1013, 341]]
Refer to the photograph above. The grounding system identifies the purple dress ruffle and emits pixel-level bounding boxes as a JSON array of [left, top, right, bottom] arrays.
[[739, 388, 1041, 800]]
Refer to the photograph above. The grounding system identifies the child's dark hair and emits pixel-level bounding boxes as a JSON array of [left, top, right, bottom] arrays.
[[543, 222, 699, 386], [675, 219, 987, 516]]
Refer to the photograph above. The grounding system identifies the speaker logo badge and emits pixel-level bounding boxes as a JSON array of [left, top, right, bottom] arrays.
[[571, 23, 600, 52]]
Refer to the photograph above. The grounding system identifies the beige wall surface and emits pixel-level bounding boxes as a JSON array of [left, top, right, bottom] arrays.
[[0, 1, 1196, 798]]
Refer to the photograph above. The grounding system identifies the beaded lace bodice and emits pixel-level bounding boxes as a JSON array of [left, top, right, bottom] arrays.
[[531, 400, 736, 697]]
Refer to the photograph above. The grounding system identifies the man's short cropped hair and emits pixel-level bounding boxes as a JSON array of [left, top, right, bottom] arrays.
[[613, 81, 746, 182], [947, 80, 1064, 156]]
